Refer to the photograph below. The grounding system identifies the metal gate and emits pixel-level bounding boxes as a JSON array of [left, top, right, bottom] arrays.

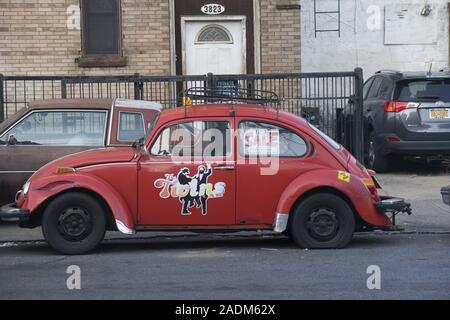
[[0, 69, 364, 161]]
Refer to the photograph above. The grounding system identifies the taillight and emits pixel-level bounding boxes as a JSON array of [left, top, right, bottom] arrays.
[[362, 178, 380, 201], [384, 101, 420, 113]]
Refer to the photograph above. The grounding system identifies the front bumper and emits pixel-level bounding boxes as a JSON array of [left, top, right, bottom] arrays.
[[441, 186, 450, 206], [0, 203, 30, 222], [375, 196, 412, 226]]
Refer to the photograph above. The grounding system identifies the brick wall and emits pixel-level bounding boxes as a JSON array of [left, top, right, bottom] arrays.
[[260, 0, 301, 73], [0, 0, 171, 76], [0, 0, 301, 76]]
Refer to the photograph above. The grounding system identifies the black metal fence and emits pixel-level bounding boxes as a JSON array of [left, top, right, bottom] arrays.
[[0, 69, 364, 160]]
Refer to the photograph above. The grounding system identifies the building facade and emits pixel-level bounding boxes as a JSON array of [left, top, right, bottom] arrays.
[[300, 0, 450, 77], [0, 0, 301, 76]]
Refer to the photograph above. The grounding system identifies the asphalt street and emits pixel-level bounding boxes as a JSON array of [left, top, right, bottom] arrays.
[[0, 160, 449, 299]]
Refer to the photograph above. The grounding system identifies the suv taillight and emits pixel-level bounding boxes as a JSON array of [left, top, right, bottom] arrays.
[[384, 101, 421, 113]]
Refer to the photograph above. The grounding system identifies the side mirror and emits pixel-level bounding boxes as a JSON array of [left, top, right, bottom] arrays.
[[140, 143, 148, 156], [7, 134, 18, 146]]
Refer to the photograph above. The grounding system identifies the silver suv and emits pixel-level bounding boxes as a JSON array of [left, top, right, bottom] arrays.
[[363, 70, 450, 172]]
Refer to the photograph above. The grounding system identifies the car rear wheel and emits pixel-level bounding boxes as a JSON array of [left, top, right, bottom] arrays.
[[289, 193, 355, 249], [42, 192, 106, 255], [366, 132, 389, 173]]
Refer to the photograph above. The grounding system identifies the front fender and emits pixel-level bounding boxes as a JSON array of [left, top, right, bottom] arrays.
[[23, 173, 135, 233], [276, 169, 391, 227]]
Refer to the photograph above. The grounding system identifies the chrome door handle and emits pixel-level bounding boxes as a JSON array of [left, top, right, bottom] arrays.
[[212, 165, 235, 171]]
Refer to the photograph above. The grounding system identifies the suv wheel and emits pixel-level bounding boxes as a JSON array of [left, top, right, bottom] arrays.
[[42, 192, 107, 255], [366, 132, 389, 172], [289, 193, 355, 249]]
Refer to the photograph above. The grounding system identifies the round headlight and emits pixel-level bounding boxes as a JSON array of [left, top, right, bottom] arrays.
[[23, 181, 31, 197]]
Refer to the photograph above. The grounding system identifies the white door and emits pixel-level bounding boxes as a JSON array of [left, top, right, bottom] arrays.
[[183, 18, 246, 75]]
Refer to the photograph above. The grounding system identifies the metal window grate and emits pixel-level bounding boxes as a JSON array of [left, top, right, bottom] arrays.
[[314, 0, 341, 37]]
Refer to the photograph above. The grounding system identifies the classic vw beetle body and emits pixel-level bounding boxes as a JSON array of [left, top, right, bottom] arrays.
[[0, 102, 411, 254]]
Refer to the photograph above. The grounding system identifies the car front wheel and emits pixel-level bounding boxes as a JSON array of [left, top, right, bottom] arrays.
[[42, 192, 107, 255], [289, 193, 355, 249]]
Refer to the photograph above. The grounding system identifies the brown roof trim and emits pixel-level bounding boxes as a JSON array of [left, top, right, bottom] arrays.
[[27, 99, 114, 110]]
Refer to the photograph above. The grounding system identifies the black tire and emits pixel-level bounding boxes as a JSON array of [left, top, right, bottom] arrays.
[[289, 193, 355, 249], [366, 131, 389, 173], [42, 192, 106, 255]]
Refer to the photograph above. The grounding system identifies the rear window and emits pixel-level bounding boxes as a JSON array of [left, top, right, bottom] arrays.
[[396, 79, 450, 102], [308, 123, 341, 150], [118, 112, 145, 142]]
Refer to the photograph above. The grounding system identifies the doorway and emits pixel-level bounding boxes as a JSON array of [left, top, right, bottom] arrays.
[[182, 17, 246, 75]]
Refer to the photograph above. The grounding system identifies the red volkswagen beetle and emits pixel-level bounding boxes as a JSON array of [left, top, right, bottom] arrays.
[[0, 93, 411, 254]]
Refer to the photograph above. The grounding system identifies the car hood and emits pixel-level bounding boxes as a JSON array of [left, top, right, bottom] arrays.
[[30, 147, 137, 181]]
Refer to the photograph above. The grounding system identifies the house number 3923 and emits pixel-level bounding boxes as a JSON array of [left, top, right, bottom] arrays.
[[201, 4, 225, 15]]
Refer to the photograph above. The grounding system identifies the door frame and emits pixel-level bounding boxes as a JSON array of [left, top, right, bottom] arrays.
[[180, 15, 247, 76], [170, 0, 260, 75]]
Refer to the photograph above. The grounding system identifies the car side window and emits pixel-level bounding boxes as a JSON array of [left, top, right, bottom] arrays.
[[363, 78, 374, 100], [238, 121, 308, 157], [367, 77, 382, 99], [378, 78, 392, 99], [150, 120, 231, 157], [0, 110, 107, 146], [118, 112, 145, 142]]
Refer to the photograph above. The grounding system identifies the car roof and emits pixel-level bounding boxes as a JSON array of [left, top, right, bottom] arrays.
[[375, 70, 450, 81], [27, 99, 114, 110], [26, 98, 162, 111], [158, 104, 304, 125]]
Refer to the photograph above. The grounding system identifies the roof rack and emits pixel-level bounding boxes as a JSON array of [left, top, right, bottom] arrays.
[[181, 87, 280, 106], [375, 69, 402, 75]]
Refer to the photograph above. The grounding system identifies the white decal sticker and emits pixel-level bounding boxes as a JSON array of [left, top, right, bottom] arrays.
[[243, 129, 280, 157], [154, 164, 226, 216]]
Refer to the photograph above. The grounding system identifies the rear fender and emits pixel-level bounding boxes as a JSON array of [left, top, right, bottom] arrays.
[[276, 169, 391, 227], [23, 173, 135, 234]]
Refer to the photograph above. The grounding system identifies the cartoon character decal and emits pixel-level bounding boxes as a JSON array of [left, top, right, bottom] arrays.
[[154, 164, 226, 216]]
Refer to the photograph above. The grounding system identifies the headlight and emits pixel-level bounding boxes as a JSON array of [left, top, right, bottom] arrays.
[[22, 181, 31, 197]]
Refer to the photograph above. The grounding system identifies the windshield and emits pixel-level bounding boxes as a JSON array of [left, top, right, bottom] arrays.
[[396, 79, 450, 102], [308, 123, 341, 150]]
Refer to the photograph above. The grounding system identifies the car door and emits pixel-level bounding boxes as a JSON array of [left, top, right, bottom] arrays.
[[0, 109, 108, 205], [235, 119, 311, 225], [137, 118, 235, 226]]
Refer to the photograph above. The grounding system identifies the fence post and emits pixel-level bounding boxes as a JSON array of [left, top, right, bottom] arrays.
[[0, 74, 4, 122], [206, 73, 214, 91], [134, 73, 143, 100], [61, 79, 67, 99], [354, 67, 364, 163]]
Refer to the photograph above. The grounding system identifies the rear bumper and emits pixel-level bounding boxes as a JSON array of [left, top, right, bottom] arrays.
[[375, 196, 412, 227], [0, 203, 30, 222], [382, 138, 450, 155], [441, 186, 450, 206], [375, 197, 411, 214]]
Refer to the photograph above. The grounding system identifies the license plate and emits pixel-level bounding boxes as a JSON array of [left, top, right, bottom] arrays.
[[429, 108, 450, 119]]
